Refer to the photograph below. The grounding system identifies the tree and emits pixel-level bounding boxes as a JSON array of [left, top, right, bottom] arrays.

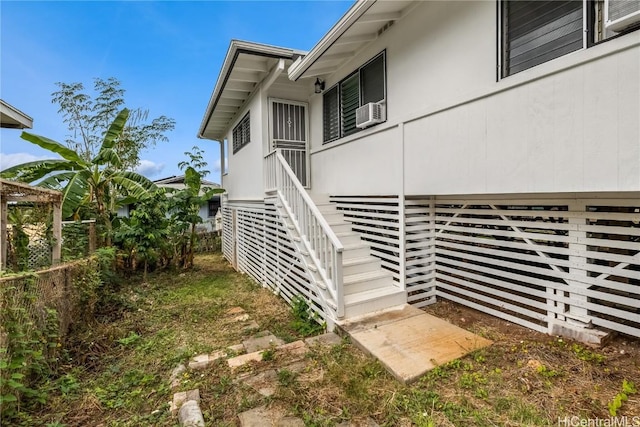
[[52, 77, 175, 170], [1, 109, 156, 245], [169, 146, 224, 268], [114, 188, 170, 281]]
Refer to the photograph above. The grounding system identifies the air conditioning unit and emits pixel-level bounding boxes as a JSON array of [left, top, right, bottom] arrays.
[[356, 102, 385, 129], [605, 0, 640, 32]]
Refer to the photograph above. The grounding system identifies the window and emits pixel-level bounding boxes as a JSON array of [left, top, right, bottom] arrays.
[[323, 51, 386, 143], [208, 199, 220, 217], [232, 112, 250, 153], [501, 1, 584, 77]]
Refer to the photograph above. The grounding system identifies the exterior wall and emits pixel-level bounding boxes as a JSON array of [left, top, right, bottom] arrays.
[[308, 1, 640, 197], [221, 95, 265, 201]]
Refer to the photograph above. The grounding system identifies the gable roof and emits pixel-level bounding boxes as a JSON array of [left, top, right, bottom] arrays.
[[198, 40, 306, 141]]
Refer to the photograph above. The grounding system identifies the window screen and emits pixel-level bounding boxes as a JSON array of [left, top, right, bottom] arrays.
[[502, 1, 584, 77], [323, 86, 340, 143], [232, 112, 250, 153]]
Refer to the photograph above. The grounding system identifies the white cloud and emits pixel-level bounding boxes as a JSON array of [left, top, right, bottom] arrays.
[[136, 159, 165, 178], [0, 152, 53, 171]]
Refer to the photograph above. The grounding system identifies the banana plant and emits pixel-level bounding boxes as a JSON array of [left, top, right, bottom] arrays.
[[1, 109, 156, 245]]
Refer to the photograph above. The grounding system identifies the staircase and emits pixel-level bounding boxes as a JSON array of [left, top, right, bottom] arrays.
[[265, 150, 405, 326]]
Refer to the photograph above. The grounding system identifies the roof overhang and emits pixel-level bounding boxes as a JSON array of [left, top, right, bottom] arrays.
[[0, 99, 33, 129], [288, 0, 415, 81], [198, 40, 306, 141]]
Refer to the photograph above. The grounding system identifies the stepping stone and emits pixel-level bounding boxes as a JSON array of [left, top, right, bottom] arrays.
[[238, 406, 283, 426], [228, 350, 263, 369], [277, 340, 308, 358], [169, 363, 186, 389], [278, 361, 307, 374], [241, 369, 277, 397], [188, 350, 226, 370], [305, 332, 342, 347], [243, 334, 285, 353], [226, 306, 245, 315], [243, 320, 260, 332], [227, 343, 245, 353], [178, 400, 205, 427], [170, 389, 201, 416]]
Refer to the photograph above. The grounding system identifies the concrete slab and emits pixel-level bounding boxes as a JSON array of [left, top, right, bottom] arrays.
[[339, 305, 492, 384]]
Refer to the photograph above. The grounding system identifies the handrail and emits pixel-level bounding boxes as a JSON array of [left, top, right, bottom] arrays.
[[269, 149, 344, 318], [276, 152, 344, 252]]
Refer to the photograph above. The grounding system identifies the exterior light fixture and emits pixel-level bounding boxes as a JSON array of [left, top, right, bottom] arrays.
[[314, 78, 325, 94]]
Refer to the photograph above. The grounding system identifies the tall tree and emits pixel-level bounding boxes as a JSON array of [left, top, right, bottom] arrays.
[[1, 109, 156, 245], [52, 77, 175, 170]]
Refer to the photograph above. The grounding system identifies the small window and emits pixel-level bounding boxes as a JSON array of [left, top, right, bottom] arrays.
[[222, 139, 228, 175], [208, 199, 220, 217], [322, 51, 386, 143], [232, 112, 250, 153], [501, 1, 584, 78]]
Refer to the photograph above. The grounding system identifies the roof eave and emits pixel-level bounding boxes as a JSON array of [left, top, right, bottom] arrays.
[[0, 99, 34, 129], [287, 0, 376, 81], [198, 40, 305, 141]]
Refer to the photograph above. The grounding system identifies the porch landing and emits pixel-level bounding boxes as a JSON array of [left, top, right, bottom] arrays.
[[337, 305, 492, 384]]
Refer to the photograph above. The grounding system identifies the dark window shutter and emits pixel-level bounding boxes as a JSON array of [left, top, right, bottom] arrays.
[[341, 73, 360, 137], [232, 112, 250, 153], [361, 53, 385, 104], [503, 1, 583, 77], [323, 86, 339, 142]]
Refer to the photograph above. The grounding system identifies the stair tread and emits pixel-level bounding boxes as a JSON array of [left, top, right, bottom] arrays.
[[343, 256, 380, 265], [344, 285, 404, 305], [344, 269, 392, 284]]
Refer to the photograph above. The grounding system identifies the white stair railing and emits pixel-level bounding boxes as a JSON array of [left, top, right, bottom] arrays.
[[265, 150, 345, 318]]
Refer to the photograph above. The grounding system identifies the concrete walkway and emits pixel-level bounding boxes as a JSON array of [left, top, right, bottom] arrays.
[[338, 305, 493, 383]]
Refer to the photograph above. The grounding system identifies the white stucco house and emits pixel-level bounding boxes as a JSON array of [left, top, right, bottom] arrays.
[[198, 0, 640, 340]]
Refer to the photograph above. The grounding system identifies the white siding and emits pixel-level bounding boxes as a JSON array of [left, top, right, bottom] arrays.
[[308, 1, 640, 197], [221, 95, 264, 200]]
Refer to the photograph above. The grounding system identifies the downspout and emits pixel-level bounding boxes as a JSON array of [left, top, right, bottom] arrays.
[[398, 122, 406, 291]]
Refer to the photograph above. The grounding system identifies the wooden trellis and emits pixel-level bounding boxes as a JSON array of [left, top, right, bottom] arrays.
[[0, 179, 63, 270]]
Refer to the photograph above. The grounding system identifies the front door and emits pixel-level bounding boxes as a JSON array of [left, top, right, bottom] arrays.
[[269, 99, 309, 187]]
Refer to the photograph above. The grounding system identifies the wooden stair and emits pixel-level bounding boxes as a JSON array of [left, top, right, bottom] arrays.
[[311, 195, 406, 319]]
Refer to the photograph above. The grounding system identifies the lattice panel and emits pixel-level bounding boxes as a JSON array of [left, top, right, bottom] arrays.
[[221, 207, 234, 264], [433, 197, 640, 338], [226, 202, 327, 323], [405, 198, 437, 307]]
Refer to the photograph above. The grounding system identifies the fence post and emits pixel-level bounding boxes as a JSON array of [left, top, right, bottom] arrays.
[[52, 203, 62, 265], [0, 196, 6, 270], [89, 221, 96, 253]]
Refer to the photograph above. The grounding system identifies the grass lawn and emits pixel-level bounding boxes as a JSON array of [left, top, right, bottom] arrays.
[[26, 252, 640, 426]]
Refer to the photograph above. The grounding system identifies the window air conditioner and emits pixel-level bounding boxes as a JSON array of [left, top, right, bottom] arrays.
[[356, 102, 385, 129], [605, 0, 640, 32]]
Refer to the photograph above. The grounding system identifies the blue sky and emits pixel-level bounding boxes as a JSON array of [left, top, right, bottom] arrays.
[[0, 0, 352, 182]]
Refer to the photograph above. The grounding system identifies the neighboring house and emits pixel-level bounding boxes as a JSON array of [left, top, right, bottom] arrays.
[[117, 175, 222, 232], [198, 1, 640, 340], [0, 99, 33, 129]]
